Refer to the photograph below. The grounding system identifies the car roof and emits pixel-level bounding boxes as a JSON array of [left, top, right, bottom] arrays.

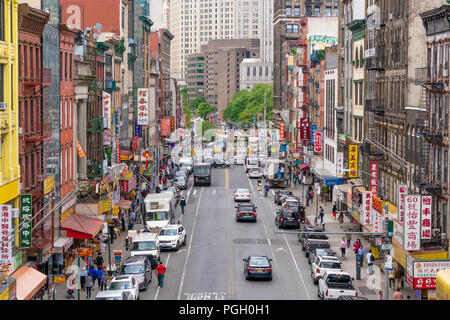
[[249, 256, 270, 260], [324, 270, 351, 275], [123, 256, 148, 264], [96, 290, 125, 297], [133, 233, 158, 241], [162, 224, 182, 229], [111, 275, 134, 282], [317, 256, 340, 262], [236, 189, 249, 192]]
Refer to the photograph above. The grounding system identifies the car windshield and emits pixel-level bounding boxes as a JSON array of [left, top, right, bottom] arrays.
[[146, 211, 169, 221], [239, 205, 254, 212], [249, 257, 270, 267], [120, 265, 144, 274], [109, 281, 133, 290], [174, 177, 185, 182], [283, 211, 298, 218], [326, 274, 352, 283], [248, 159, 258, 165], [320, 262, 342, 269], [250, 168, 261, 172], [236, 189, 249, 194], [280, 191, 292, 195], [132, 241, 156, 251], [194, 167, 211, 175], [175, 172, 185, 176], [159, 229, 177, 236]]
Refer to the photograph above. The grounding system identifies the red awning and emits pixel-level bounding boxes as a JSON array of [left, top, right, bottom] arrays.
[[117, 199, 132, 209], [299, 164, 309, 171], [61, 214, 104, 239]]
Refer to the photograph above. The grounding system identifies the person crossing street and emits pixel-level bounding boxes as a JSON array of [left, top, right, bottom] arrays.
[[156, 261, 167, 288], [180, 197, 186, 215]]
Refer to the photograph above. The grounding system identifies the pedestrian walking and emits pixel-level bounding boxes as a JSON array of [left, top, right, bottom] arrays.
[[393, 288, 404, 300], [96, 266, 103, 288], [80, 264, 87, 291], [155, 261, 167, 288], [292, 172, 297, 185], [340, 237, 347, 257], [85, 274, 94, 299], [332, 203, 337, 220], [377, 290, 384, 300], [180, 197, 186, 215], [101, 266, 108, 291], [366, 251, 375, 274], [346, 233, 352, 248], [86, 248, 92, 267], [129, 211, 136, 230], [94, 252, 104, 269], [305, 189, 310, 207], [121, 213, 127, 231], [89, 265, 97, 280], [338, 211, 344, 225], [389, 270, 396, 288], [109, 224, 115, 244], [47, 282, 56, 300], [319, 206, 324, 224], [357, 245, 366, 267], [353, 239, 361, 255], [100, 241, 106, 253], [394, 266, 403, 288]]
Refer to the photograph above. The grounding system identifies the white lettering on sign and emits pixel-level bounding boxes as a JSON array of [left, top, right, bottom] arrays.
[[421, 196, 432, 240], [404, 195, 421, 251]]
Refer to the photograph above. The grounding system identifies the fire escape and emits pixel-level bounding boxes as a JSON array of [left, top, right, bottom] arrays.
[[414, 65, 447, 196]]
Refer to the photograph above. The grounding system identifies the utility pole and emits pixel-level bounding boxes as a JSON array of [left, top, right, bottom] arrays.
[[264, 90, 267, 129]]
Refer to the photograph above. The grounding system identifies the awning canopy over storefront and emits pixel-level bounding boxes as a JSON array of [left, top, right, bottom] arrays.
[[311, 159, 342, 186], [53, 236, 73, 254], [61, 214, 104, 239], [10, 266, 47, 300], [117, 199, 132, 209], [298, 164, 309, 171]]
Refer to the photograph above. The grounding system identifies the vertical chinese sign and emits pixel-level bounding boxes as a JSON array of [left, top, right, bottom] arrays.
[[398, 184, 407, 222], [299, 118, 310, 141], [404, 195, 421, 251], [170, 116, 175, 133], [116, 138, 121, 164], [0, 205, 12, 273], [336, 152, 343, 177], [314, 131, 323, 152], [421, 195, 432, 240], [102, 91, 111, 129], [137, 88, 149, 125], [348, 145, 358, 178], [370, 162, 378, 195], [20, 195, 32, 248], [361, 192, 372, 225], [280, 122, 285, 142]]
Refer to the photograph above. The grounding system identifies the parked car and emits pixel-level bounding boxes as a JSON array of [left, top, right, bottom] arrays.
[[95, 290, 132, 300], [209, 158, 229, 168], [119, 256, 152, 290], [318, 271, 357, 300], [274, 208, 301, 229], [108, 275, 140, 300], [173, 176, 188, 190], [243, 256, 273, 280], [281, 196, 300, 207], [234, 155, 245, 165], [235, 203, 257, 222], [298, 224, 328, 245], [248, 167, 263, 179], [180, 162, 193, 175], [274, 190, 294, 205], [158, 224, 187, 251], [174, 170, 188, 180], [304, 239, 331, 258], [311, 256, 343, 284], [309, 248, 337, 265], [234, 189, 251, 202]]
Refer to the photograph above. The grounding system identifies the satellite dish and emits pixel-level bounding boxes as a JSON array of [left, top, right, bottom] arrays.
[[95, 22, 103, 32]]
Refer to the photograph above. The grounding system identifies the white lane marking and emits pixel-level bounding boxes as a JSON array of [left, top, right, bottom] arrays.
[[193, 189, 197, 195], [267, 200, 312, 300], [213, 189, 216, 195], [247, 175, 254, 191], [271, 190, 275, 196], [177, 187, 203, 300], [274, 247, 287, 252], [180, 183, 195, 223], [183, 292, 226, 300], [154, 251, 171, 300]]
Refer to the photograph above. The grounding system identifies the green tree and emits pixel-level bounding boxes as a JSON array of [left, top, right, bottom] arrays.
[[189, 95, 206, 111], [197, 102, 217, 119]]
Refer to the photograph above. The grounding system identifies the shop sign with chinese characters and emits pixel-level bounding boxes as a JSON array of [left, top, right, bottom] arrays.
[[406, 255, 450, 290], [360, 192, 372, 225], [398, 184, 407, 221], [348, 145, 358, 178], [404, 195, 421, 251], [372, 210, 382, 233], [280, 122, 285, 142], [336, 152, 343, 177], [19, 195, 32, 248], [314, 131, 323, 152], [137, 88, 149, 125], [0, 205, 12, 273], [370, 162, 378, 195], [102, 91, 111, 129], [421, 196, 432, 240]]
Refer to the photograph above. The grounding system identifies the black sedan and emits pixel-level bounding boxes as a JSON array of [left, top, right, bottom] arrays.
[[173, 176, 187, 190], [274, 208, 301, 229], [235, 203, 257, 222], [274, 190, 294, 205], [284, 203, 306, 222], [243, 256, 272, 280]]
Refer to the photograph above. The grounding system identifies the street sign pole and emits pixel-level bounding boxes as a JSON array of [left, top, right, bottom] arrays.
[[77, 256, 80, 300]]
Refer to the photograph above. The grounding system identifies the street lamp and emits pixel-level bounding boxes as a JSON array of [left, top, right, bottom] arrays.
[[342, 168, 391, 300]]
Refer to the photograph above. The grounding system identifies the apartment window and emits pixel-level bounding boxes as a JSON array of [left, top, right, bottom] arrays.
[[314, 5, 320, 16], [35, 47, 40, 79], [286, 7, 292, 16], [294, 6, 300, 16], [69, 53, 72, 80], [253, 67, 256, 77], [306, 5, 312, 16], [326, 6, 331, 16], [334, 7, 338, 16]]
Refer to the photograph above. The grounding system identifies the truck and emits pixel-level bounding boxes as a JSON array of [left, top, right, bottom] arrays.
[[193, 163, 212, 186], [436, 269, 450, 300], [265, 158, 289, 188], [129, 231, 160, 269], [144, 193, 175, 231], [318, 271, 358, 300]]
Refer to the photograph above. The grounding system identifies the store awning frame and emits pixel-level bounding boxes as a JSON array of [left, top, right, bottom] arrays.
[[10, 266, 47, 300], [117, 199, 132, 209], [61, 214, 104, 239]]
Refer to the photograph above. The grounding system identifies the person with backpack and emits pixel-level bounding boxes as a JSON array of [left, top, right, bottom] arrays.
[[100, 266, 108, 291], [319, 206, 324, 224], [96, 266, 103, 288], [129, 211, 136, 230], [366, 251, 375, 274], [94, 252, 104, 269]]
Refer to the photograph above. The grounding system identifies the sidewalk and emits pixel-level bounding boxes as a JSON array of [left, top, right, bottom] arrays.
[[288, 183, 416, 300]]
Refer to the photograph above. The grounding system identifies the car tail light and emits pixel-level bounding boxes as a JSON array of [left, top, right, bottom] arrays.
[[252, 212, 256, 216], [355, 291, 358, 297], [246, 195, 250, 197], [325, 290, 328, 297], [308, 244, 310, 248], [238, 212, 242, 215], [247, 267, 255, 271], [328, 245, 330, 248], [280, 217, 284, 221], [265, 268, 272, 271], [316, 268, 320, 274], [298, 218, 301, 222]]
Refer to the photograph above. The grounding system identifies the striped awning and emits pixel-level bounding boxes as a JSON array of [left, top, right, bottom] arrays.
[[117, 199, 132, 209]]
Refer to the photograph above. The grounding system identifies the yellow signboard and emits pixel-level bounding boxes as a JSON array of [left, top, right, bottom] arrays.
[[61, 207, 74, 224], [348, 145, 358, 178], [112, 206, 119, 216], [0, 288, 9, 300], [392, 239, 448, 269], [43, 176, 54, 195], [98, 199, 112, 214]]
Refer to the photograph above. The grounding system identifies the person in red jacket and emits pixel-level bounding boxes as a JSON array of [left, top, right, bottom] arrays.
[[155, 261, 167, 288]]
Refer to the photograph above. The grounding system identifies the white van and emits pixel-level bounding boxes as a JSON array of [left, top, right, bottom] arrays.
[[130, 232, 160, 269], [144, 198, 172, 231]]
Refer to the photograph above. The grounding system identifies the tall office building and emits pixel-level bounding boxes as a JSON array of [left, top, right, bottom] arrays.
[[169, 0, 274, 81]]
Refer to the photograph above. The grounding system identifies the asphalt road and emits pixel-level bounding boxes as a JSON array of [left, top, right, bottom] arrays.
[[137, 164, 320, 300]]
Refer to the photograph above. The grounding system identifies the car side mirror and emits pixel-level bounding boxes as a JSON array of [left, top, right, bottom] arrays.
[[351, 277, 355, 281]]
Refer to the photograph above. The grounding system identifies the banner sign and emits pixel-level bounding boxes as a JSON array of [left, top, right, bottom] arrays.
[[19, 195, 32, 248], [280, 122, 285, 142], [102, 91, 111, 129], [0, 205, 12, 273], [404, 195, 421, 251], [311, 124, 316, 145], [134, 120, 142, 138], [421, 196, 432, 239], [116, 139, 121, 164], [43, 176, 54, 195], [348, 145, 358, 178], [76, 139, 86, 158], [336, 152, 343, 177], [137, 88, 149, 125], [361, 192, 372, 225], [299, 118, 310, 141], [373, 210, 382, 233], [398, 184, 407, 222], [314, 131, 322, 152], [370, 162, 378, 195], [407, 255, 450, 290]]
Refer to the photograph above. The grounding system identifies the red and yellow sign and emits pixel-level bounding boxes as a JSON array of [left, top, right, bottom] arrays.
[[348, 145, 358, 178], [170, 116, 175, 132], [43, 176, 54, 195], [76, 139, 86, 158]]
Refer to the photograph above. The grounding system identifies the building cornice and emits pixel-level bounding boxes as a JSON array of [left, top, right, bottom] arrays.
[[18, 3, 49, 36]]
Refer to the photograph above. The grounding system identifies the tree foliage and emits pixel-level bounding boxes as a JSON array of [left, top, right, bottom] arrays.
[[201, 120, 216, 136], [189, 96, 206, 111], [197, 102, 217, 119], [222, 84, 273, 124]]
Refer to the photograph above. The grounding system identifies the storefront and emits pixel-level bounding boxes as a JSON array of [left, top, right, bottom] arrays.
[[310, 158, 343, 203], [10, 266, 47, 300], [0, 278, 16, 300]]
